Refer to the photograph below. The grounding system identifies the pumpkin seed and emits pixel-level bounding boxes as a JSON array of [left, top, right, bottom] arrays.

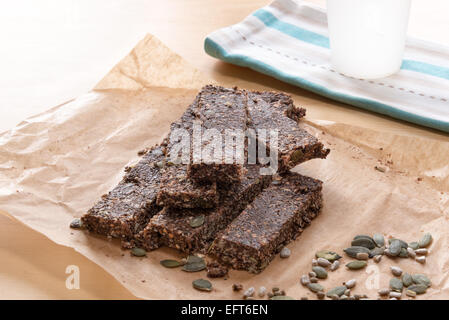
[[344, 279, 356, 289], [389, 238, 408, 248], [160, 259, 181, 268], [310, 277, 318, 283], [409, 242, 419, 250], [131, 247, 146, 257], [356, 252, 369, 260], [315, 250, 341, 262], [416, 256, 426, 264], [182, 255, 206, 272], [405, 290, 417, 298], [346, 261, 367, 270], [280, 247, 291, 258], [388, 240, 402, 256], [373, 233, 385, 247], [412, 274, 431, 288], [70, 218, 83, 229], [390, 266, 403, 276], [390, 278, 403, 292], [326, 286, 347, 298], [330, 260, 340, 271], [344, 246, 370, 258], [190, 215, 205, 228], [399, 248, 409, 258], [418, 233, 433, 248], [317, 257, 331, 267], [408, 284, 427, 294], [351, 237, 376, 249], [402, 273, 413, 287], [271, 295, 295, 300], [370, 247, 385, 258], [415, 248, 428, 255], [193, 279, 212, 292], [307, 283, 324, 293], [312, 266, 328, 279]]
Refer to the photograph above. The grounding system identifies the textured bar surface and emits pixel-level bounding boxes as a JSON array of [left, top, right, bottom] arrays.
[[211, 173, 323, 273]]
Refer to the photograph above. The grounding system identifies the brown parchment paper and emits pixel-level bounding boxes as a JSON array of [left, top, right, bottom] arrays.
[[1, 34, 449, 300]]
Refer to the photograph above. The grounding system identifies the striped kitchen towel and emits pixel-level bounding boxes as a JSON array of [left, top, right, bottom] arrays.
[[204, 0, 449, 133]]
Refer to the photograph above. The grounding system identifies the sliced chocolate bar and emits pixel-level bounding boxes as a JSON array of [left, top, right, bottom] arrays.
[[211, 173, 323, 273]]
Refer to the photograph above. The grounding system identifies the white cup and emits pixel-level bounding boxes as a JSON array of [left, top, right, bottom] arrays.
[[327, 0, 412, 79]]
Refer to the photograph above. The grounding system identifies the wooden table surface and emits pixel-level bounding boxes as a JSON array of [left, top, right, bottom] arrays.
[[1, 0, 448, 299]]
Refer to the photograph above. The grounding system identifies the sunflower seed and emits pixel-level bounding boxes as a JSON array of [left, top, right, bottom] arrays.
[[412, 274, 431, 288], [402, 273, 413, 287], [300, 275, 310, 286], [315, 250, 341, 262], [416, 256, 426, 264], [131, 247, 146, 257], [408, 284, 427, 294], [373, 255, 382, 263], [258, 286, 267, 297], [418, 233, 433, 248], [70, 218, 83, 229], [344, 246, 371, 258], [317, 257, 332, 267], [390, 278, 403, 292], [407, 247, 416, 258], [389, 297, 397, 300], [330, 260, 340, 271], [389, 291, 402, 299], [326, 286, 347, 298], [346, 261, 367, 270], [312, 266, 328, 279], [307, 283, 324, 293], [351, 237, 376, 249], [310, 277, 318, 283], [409, 242, 419, 250], [390, 266, 403, 276], [190, 215, 205, 228], [280, 247, 291, 258], [415, 248, 428, 256], [312, 259, 318, 266], [309, 271, 317, 278], [356, 252, 369, 260], [270, 295, 294, 300], [378, 288, 390, 296], [160, 259, 181, 268], [344, 289, 351, 296], [192, 279, 212, 292], [243, 287, 255, 298], [405, 290, 417, 298], [373, 233, 385, 247], [344, 279, 356, 289]]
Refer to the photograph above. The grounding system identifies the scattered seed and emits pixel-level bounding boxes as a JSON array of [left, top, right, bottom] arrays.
[[300, 275, 310, 286], [378, 288, 390, 296], [356, 252, 369, 260], [70, 218, 83, 229], [351, 237, 376, 249], [344, 289, 351, 296], [375, 165, 386, 173], [388, 240, 402, 256], [402, 273, 413, 287], [344, 279, 356, 289], [344, 246, 371, 258], [258, 286, 267, 297], [310, 277, 318, 283], [405, 290, 416, 298], [389, 291, 402, 299], [309, 271, 317, 278], [418, 233, 433, 248], [399, 248, 409, 258], [390, 266, 403, 277], [346, 261, 367, 270], [408, 284, 427, 294], [315, 250, 342, 262], [407, 247, 416, 258], [192, 279, 212, 292], [190, 215, 205, 228], [160, 259, 181, 268], [409, 242, 419, 250], [311, 259, 318, 266], [131, 247, 146, 257], [317, 257, 332, 267], [330, 260, 340, 271], [416, 256, 426, 264], [272, 287, 280, 293], [326, 286, 347, 298], [373, 233, 385, 247], [307, 283, 324, 293], [373, 255, 382, 263], [232, 283, 243, 291], [370, 247, 385, 257], [280, 247, 291, 258], [243, 287, 255, 298], [390, 278, 403, 292], [267, 292, 273, 298], [412, 274, 431, 288], [316, 291, 325, 300], [415, 248, 428, 256], [182, 255, 206, 272], [312, 266, 328, 279]]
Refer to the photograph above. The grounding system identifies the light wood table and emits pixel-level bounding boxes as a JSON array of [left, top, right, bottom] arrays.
[[1, 0, 448, 299]]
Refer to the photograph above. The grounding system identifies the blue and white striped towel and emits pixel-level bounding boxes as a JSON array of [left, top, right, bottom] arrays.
[[205, 0, 449, 133]]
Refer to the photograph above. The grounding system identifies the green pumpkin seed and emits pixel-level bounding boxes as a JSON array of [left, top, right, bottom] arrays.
[[312, 266, 328, 279], [315, 250, 341, 262], [351, 237, 376, 249], [160, 259, 181, 268], [412, 274, 431, 288], [418, 233, 433, 248], [409, 242, 419, 250], [344, 246, 371, 258], [131, 247, 146, 257], [182, 255, 206, 272], [373, 233, 385, 247], [70, 218, 83, 229], [389, 238, 408, 248], [390, 278, 403, 292], [370, 246, 385, 257], [271, 295, 295, 300], [388, 240, 402, 256], [307, 283, 324, 293], [398, 247, 409, 258], [346, 261, 367, 270], [402, 273, 413, 287], [192, 279, 212, 292], [326, 286, 347, 298], [190, 215, 205, 228], [408, 284, 427, 295]]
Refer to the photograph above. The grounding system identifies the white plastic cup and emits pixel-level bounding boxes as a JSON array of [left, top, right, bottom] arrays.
[[327, 0, 411, 79]]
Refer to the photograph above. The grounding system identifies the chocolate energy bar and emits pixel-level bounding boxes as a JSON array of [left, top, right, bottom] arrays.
[[211, 173, 323, 273]]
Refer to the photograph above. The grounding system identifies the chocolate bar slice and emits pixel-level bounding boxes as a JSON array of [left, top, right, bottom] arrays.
[[142, 164, 272, 252], [186, 85, 248, 184], [211, 173, 323, 274], [81, 145, 165, 247], [246, 91, 329, 172]]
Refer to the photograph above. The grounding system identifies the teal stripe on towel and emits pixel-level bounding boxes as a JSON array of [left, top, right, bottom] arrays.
[[253, 9, 449, 81]]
